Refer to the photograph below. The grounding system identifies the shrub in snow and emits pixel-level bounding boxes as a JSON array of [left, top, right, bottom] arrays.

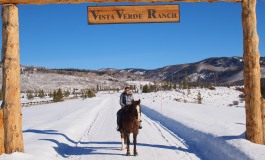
[[173, 83, 177, 90], [27, 90, 34, 100], [233, 101, 239, 106], [81, 89, 96, 99], [228, 104, 233, 107], [197, 91, 202, 104], [239, 93, 245, 99], [235, 87, 245, 93], [64, 90, 70, 97], [179, 82, 183, 89], [49, 92, 53, 98], [208, 86, 216, 90], [37, 89, 45, 98], [87, 89, 96, 98], [187, 86, 191, 95], [174, 98, 180, 102]]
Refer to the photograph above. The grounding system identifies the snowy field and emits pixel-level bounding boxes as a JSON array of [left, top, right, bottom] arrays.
[[1, 87, 265, 160]]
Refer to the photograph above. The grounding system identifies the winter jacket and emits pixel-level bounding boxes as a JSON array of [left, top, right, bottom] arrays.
[[120, 92, 134, 109]]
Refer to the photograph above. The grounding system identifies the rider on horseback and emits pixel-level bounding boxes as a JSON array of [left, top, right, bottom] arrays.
[[117, 86, 142, 131]]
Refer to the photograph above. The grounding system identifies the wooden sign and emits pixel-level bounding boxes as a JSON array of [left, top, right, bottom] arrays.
[[88, 5, 180, 24]]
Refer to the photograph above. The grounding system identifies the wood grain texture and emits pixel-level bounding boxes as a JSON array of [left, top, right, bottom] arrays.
[[88, 5, 180, 24], [0, 0, 241, 4], [2, 4, 24, 153], [0, 108, 4, 154], [242, 0, 263, 144]]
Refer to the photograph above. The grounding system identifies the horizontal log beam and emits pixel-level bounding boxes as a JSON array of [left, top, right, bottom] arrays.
[[0, 0, 241, 5]]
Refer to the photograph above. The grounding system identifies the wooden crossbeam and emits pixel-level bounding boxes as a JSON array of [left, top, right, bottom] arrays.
[[0, 0, 241, 5]]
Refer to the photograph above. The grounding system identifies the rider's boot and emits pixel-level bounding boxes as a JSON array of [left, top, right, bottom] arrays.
[[139, 120, 142, 129]]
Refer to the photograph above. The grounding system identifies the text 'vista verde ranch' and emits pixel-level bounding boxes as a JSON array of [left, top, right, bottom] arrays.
[[88, 5, 180, 24]]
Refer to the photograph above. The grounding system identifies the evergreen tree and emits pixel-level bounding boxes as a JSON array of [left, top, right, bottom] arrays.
[[96, 84, 99, 92], [27, 92, 34, 100], [142, 84, 149, 93], [150, 85, 156, 92], [179, 81, 183, 90], [53, 88, 64, 102], [197, 91, 202, 104], [183, 77, 188, 89], [27, 90, 34, 99], [49, 92, 53, 98], [187, 85, 191, 95], [87, 89, 96, 98], [64, 90, 70, 97], [38, 89, 45, 98], [173, 83, 177, 90], [196, 77, 201, 88], [81, 91, 86, 99]]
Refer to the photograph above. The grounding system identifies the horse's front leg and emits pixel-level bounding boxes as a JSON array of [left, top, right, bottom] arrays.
[[121, 132, 126, 150], [126, 133, 130, 156], [133, 133, 138, 156]]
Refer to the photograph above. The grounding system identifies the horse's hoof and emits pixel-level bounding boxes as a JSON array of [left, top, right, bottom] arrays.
[[121, 147, 126, 151], [134, 152, 138, 156], [126, 152, 131, 156]]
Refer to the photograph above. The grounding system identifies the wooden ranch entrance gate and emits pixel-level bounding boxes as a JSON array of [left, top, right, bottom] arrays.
[[0, 0, 263, 154]]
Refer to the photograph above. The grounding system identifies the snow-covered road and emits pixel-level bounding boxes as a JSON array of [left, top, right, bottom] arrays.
[[70, 94, 200, 160], [0, 93, 201, 160]]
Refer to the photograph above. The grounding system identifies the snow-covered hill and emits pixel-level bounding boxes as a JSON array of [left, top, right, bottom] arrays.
[[0, 56, 264, 91], [0, 66, 145, 92]]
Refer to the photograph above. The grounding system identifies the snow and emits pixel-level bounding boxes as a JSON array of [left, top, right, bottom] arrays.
[[0, 68, 126, 92], [188, 73, 206, 82], [1, 87, 265, 160], [126, 81, 153, 86], [126, 81, 154, 92], [134, 87, 265, 160]]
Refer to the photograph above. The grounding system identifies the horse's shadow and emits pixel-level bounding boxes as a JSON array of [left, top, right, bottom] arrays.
[[23, 129, 193, 158], [40, 139, 124, 158]]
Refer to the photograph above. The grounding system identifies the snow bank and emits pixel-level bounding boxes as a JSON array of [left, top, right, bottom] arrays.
[[135, 87, 265, 160]]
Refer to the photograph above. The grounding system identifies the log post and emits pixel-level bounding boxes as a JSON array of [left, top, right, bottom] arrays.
[[0, 108, 4, 154], [2, 4, 24, 153], [242, 0, 263, 144]]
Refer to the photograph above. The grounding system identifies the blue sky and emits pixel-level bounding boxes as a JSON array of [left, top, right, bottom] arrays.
[[0, 2, 264, 70]]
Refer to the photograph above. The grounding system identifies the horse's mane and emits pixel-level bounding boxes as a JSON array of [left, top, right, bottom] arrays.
[[123, 100, 140, 119]]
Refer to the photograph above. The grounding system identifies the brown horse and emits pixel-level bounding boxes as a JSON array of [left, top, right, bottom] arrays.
[[120, 99, 140, 156]]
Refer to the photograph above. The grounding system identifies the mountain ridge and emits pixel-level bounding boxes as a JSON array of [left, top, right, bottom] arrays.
[[0, 56, 264, 91]]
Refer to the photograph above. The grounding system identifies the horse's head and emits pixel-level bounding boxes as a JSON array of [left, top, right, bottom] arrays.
[[131, 99, 141, 108]]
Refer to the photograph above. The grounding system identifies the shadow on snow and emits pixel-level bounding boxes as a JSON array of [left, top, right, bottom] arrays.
[[23, 129, 192, 158], [141, 105, 251, 160]]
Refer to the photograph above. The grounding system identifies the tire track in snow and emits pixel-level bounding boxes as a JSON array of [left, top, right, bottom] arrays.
[[69, 94, 201, 160], [143, 115, 194, 160]]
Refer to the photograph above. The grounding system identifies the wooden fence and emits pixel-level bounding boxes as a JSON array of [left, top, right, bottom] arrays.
[[21, 96, 80, 107]]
